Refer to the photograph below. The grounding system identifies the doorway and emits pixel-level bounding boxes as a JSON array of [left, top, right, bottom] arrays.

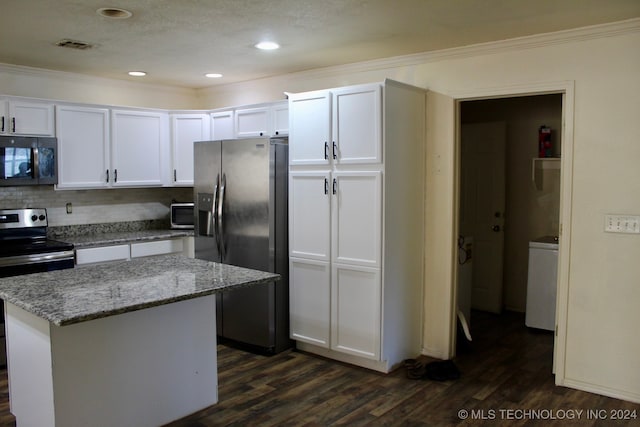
[[455, 94, 563, 362]]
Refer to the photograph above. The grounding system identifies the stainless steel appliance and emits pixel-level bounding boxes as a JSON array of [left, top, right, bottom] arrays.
[[194, 137, 290, 354], [170, 202, 195, 229], [0, 136, 58, 186], [0, 208, 75, 365]]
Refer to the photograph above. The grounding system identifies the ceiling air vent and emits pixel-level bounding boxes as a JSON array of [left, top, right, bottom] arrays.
[[56, 39, 94, 50]]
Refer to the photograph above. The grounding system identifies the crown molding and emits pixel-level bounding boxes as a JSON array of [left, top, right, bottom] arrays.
[[266, 17, 640, 83], [0, 63, 194, 96]]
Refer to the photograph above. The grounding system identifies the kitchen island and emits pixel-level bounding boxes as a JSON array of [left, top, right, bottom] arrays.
[[0, 255, 279, 427]]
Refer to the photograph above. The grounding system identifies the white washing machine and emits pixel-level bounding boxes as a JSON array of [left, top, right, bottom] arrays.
[[525, 236, 559, 331]]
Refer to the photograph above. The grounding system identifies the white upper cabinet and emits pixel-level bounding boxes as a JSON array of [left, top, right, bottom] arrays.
[[1, 98, 55, 136], [211, 110, 234, 140], [288, 90, 332, 165], [288, 84, 382, 166], [56, 105, 110, 189], [272, 101, 289, 137], [171, 113, 210, 186], [332, 84, 382, 164], [111, 109, 169, 187], [235, 106, 270, 138]]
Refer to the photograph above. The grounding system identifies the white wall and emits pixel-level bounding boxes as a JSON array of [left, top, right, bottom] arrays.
[[1, 19, 639, 403]]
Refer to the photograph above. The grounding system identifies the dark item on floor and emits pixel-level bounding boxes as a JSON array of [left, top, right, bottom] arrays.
[[403, 358, 460, 381], [424, 360, 460, 381]]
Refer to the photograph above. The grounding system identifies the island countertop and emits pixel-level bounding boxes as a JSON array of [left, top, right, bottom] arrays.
[[0, 255, 279, 326]]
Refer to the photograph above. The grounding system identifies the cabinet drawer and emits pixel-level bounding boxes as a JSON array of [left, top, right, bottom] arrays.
[[76, 245, 130, 265], [130, 239, 184, 258]]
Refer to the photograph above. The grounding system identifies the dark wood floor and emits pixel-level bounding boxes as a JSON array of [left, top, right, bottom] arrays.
[[1, 311, 638, 426]]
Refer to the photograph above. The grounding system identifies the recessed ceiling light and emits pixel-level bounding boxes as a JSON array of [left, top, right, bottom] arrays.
[[255, 41, 280, 50], [205, 73, 223, 78], [97, 7, 133, 19], [128, 71, 146, 77]]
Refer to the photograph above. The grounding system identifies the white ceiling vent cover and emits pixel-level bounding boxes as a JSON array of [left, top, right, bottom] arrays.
[[56, 39, 94, 50]]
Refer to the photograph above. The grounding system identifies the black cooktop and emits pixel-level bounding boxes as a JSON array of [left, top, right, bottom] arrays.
[[0, 238, 74, 258]]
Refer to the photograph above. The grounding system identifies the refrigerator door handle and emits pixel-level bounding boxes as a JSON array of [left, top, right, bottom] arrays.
[[217, 173, 227, 259], [213, 173, 220, 250]]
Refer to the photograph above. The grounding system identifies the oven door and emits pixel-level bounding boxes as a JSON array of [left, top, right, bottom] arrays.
[[0, 250, 75, 366]]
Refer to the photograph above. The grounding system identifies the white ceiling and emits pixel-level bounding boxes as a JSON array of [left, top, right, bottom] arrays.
[[1, 0, 639, 89]]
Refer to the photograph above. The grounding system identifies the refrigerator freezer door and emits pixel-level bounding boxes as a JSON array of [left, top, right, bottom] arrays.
[[194, 140, 222, 263], [219, 138, 275, 348], [220, 138, 270, 270]]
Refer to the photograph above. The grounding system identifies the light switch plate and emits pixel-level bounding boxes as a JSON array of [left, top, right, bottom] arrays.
[[605, 214, 640, 234]]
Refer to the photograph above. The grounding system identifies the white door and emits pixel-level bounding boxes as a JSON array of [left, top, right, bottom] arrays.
[[288, 90, 331, 165], [235, 107, 269, 138], [56, 105, 110, 188], [332, 84, 382, 165], [460, 122, 506, 313], [288, 171, 331, 261], [331, 171, 382, 268], [331, 263, 381, 359], [171, 114, 209, 186], [9, 100, 55, 136], [211, 110, 234, 140], [272, 102, 289, 136], [289, 257, 331, 347], [111, 110, 167, 187]]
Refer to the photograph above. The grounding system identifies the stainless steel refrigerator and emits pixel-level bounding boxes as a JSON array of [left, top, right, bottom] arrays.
[[194, 137, 290, 354]]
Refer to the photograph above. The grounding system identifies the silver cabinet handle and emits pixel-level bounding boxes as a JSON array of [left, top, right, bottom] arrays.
[[106, 169, 109, 183]]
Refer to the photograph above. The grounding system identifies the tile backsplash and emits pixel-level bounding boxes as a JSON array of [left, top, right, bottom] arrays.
[[0, 186, 193, 226]]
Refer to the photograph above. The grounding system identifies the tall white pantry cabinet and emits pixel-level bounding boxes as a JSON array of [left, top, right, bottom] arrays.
[[288, 79, 426, 372]]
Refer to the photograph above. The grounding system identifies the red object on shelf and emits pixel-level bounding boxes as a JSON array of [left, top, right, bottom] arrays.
[[539, 125, 552, 158]]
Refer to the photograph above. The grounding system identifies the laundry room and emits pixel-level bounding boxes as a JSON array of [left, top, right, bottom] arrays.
[[457, 93, 563, 333]]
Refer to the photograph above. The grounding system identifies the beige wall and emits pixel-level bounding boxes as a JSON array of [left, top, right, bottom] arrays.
[[1, 19, 639, 402]]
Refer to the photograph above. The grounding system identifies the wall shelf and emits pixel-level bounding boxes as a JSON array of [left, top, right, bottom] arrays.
[[532, 157, 561, 190]]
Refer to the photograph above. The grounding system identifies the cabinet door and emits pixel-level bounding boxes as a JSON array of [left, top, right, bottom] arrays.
[[56, 105, 110, 189], [289, 171, 331, 261], [8, 100, 55, 136], [290, 257, 331, 347], [211, 110, 234, 140], [272, 102, 289, 136], [331, 263, 381, 359], [332, 84, 382, 164], [235, 107, 270, 138], [288, 90, 331, 165], [111, 110, 168, 187], [171, 114, 209, 186], [331, 171, 382, 268]]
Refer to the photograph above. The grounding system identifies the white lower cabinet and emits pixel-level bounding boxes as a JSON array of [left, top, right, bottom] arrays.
[[75, 244, 130, 266], [130, 239, 184, 258], [76, 238, 187, 266], [289, 257, 330, 347], [331, 263, 381, 359], [288, 79, 426, 373]]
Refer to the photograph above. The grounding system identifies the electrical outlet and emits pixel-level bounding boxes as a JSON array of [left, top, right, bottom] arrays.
[[605, 214, 640, 234], [66, 203, 73, 214]]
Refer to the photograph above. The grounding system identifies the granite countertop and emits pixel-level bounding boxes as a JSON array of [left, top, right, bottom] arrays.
[[64, 229, 194, 249], [0, 255, 279, 326]]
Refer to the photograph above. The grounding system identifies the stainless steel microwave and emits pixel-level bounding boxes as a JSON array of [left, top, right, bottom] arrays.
[[0, 136, 58, 186], [170, 202, 194, 229]]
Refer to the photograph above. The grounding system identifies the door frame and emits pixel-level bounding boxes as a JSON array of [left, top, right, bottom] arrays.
[[448, 81, 574, 384]]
